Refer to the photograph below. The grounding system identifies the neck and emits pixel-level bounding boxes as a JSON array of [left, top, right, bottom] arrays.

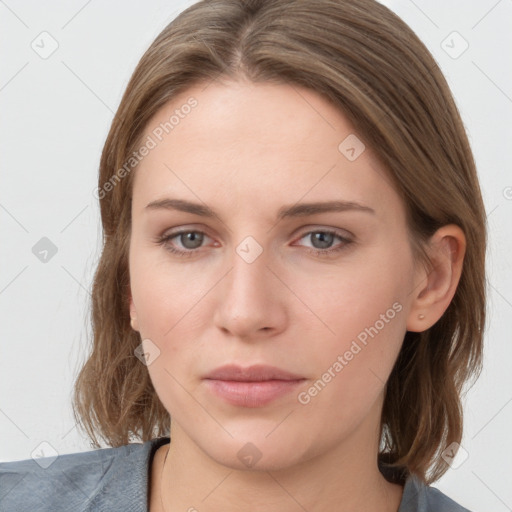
[[157, 414, 403, 512]]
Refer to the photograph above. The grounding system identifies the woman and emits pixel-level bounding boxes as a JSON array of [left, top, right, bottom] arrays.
[[0, 0, 486, 510]]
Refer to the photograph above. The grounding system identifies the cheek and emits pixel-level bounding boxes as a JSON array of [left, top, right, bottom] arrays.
[[130, 261, 208, 419], [129, 252, 213, 398], [294, 252, 408, 340], [130, 242, 207, 336], [292, 251, 409, 400]]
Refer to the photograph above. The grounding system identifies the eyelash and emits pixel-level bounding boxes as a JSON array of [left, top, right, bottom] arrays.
[[154, 228, 353, 259]]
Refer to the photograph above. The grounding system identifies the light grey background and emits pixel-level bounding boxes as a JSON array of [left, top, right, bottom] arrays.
[[1, 1, 511, 511]]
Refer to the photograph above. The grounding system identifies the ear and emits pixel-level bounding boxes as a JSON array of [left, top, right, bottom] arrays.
[[129, 291, 140, 332], [406, 224, 466, 332]]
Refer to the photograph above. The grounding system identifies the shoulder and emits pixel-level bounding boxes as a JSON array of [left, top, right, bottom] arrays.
[[400, 474, 473, 512], [0, 437, 169, 512]]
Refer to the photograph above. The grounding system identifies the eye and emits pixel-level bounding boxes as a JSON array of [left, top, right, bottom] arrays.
[[155, 229, 213, 258], [294, 229, 353, 257]]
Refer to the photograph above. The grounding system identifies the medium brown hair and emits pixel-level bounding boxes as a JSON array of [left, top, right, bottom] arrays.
[[72, 0, 487, 484]]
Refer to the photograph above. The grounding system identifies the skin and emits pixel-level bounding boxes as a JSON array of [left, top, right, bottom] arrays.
[[128, 78, 466, 512]]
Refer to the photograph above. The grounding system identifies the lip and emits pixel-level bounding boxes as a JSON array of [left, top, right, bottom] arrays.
[[203, 364, 306, 408], [204, 364, 304, 382]]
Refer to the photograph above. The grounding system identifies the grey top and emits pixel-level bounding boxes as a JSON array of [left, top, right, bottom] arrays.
[[0, 436, 471, 511]]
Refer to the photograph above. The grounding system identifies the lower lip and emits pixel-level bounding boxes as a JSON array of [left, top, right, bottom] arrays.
[[204, 379, 305, 407]]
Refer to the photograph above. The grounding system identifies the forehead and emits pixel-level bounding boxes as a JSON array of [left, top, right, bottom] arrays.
[[141, 79, 357, 160], [132, 80, 401, 220]]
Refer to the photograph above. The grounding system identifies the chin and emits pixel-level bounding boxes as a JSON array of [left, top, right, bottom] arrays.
[[199, 434, 308, 473]]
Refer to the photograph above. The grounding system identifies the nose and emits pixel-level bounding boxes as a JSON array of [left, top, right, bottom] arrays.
[[213, 241, 287, 340]]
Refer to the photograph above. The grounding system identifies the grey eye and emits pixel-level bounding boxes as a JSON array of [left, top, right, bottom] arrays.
[[178, 231, 204, 249], [309, 232, 336, 249]]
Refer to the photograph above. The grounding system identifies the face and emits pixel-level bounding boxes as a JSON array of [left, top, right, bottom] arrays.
[[129, 79, 420, 470]]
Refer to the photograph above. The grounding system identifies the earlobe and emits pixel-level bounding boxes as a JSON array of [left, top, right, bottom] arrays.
[[129, 293, 139, 332], [406, 224, 466, 333]]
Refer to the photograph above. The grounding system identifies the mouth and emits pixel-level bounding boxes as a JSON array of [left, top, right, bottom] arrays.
[[203, 364, 306, 408]]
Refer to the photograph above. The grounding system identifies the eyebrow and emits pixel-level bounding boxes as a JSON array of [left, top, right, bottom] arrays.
[[145, 198, 376, 220]]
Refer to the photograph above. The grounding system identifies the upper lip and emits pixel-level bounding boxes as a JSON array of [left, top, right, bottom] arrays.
[[204, 364, 305, 382]]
